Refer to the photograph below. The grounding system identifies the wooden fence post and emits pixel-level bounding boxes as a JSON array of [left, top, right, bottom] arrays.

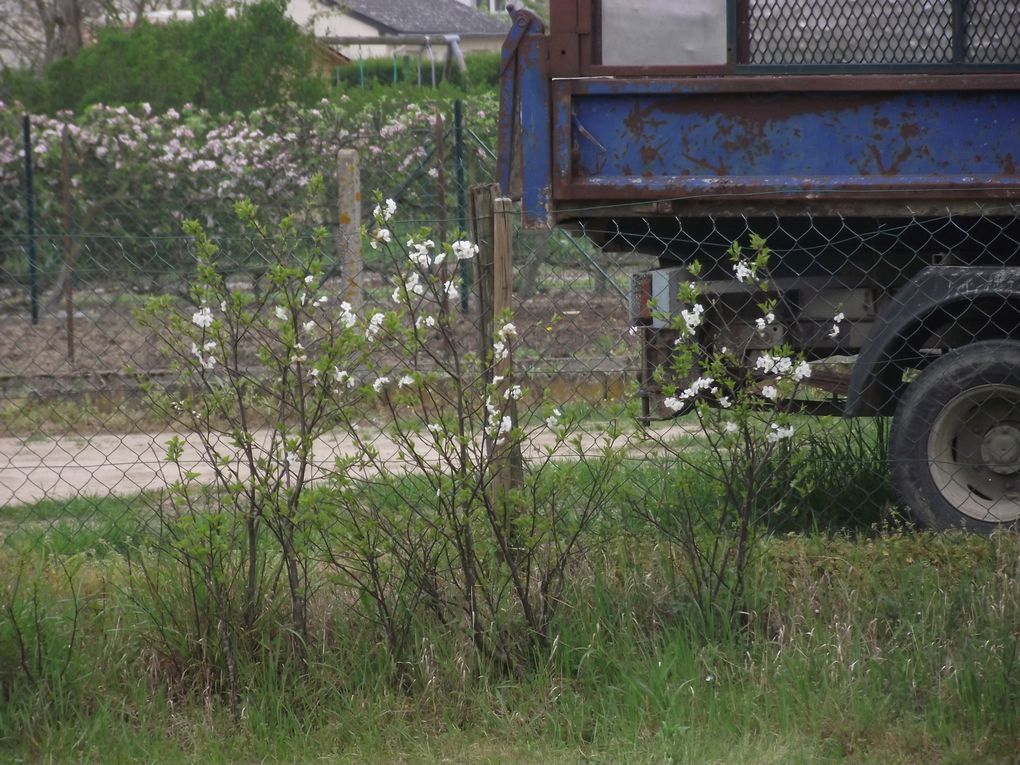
[[337, 149, 363, 314], [469, 183, 498, 365], [490, 196, 523, 500]]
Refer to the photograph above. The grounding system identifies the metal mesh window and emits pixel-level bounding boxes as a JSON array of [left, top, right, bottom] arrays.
[[746, 0, 1019, 66], [965, 0, 1020, 62]]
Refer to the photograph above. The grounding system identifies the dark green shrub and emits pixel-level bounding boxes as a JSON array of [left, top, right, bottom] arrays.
[[10, 0, 328, 114]]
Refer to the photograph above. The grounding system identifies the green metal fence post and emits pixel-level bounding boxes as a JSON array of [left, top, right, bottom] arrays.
[[455, 100, 470, 312], [22, 113, 39, 325]]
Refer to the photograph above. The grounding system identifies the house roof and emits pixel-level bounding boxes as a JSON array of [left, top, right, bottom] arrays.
[[336, 0, 511, 37]]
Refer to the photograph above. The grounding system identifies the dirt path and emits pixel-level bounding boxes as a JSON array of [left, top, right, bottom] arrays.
[[0, 424, 696, 507]]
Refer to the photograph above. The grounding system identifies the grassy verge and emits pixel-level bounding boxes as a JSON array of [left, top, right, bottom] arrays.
[[0, 423, 1015, 764], [0, 529, 1015, 764]]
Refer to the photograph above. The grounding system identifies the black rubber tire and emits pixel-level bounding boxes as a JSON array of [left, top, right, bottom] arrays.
[[889, 339, 1020, 532]]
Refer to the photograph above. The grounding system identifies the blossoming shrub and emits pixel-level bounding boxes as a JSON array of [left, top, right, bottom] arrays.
[[135, 191, 374, 701], [318, 200, 626, 677], [0, 91, 498, 288], [638, 235, 816, 631]]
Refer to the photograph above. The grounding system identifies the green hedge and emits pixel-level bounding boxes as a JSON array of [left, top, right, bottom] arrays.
[[5, 0, 328, 114]]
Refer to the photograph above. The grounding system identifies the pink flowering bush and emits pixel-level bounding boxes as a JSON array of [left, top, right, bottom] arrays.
[[0, 90, 498, 288]]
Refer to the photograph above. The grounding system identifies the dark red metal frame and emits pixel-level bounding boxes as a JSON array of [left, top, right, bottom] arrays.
[[547, 0, 1020, 78]]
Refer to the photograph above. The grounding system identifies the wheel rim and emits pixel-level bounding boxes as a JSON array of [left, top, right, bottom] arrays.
[[928, 384, 1020, 523]]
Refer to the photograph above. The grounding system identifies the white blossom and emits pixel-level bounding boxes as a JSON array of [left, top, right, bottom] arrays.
[[407, 240, 435, 268], [675, 376, 716, 402], [718, 395, 732, 409], [505, 384, 523, 400], [496, 415, 513, 441], [274, 305, 289, 321], [766, 423, 795, 443], [315, 295, 329, 307], [679, 303, 704, 337], [370, 228, 392, 250], [755, 312, 776, 332], [724, 421, 738, 433], [761, 385, 779, 400], [663, 397, 685, 412], [497, 322, 517, 341], [426, 423, 443, 434], [792, 360, 812, 382], [304, 275, 315, 285], [291, 343, 307, 364], [493, 340, 508, 363], [415, 315, 437, 329], [452, 240, 479, 260], [302, 320, 316, 334], [733, 261, 756, 284], [373, 198, 396, 222], [365, 312, 385, 341], [444, 280, 460, 302], [191, 341, 217, 369], [397, 375, 414, 387], [406, 271, 424, 295], [755, 353, 793, 377], [372, 376, 390, 393], [191, 306, 214, 328], [829, 311, 845, 339], [339, 301, 356, 328], [545, 408, 562, 429], [333, 368, 355, 388]]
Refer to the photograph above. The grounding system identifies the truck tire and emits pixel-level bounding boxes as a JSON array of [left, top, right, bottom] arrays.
[[889, 339, 1020, 532]]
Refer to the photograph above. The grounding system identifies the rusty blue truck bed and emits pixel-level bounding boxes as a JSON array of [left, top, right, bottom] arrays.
[[497, 7, 1020, 230]]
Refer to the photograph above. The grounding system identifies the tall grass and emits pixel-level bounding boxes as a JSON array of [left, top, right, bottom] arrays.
[[0, 422, 1016, 763]]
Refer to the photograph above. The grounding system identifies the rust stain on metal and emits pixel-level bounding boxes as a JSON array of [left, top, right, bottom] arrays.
[[868, 144, 914, 175], [682, 152, 730, 176], [623, 103, 665, 136], [639, 143, 665, 165]]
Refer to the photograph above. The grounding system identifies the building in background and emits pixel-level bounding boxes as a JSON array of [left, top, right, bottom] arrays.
[[289, 0, 509, 60]]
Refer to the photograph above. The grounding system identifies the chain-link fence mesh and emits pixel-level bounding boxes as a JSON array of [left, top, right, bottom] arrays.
[[0, 100, 644, 555], [2, 97, 1019, 561]]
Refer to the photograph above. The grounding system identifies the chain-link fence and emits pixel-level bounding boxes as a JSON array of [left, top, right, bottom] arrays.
[[0, 100, 645, 555], [3, 97, 1020, 562]]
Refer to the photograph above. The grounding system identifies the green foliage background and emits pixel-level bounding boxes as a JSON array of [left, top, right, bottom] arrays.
[[1, 0, 503, 116], [4, 0, 329, 114]]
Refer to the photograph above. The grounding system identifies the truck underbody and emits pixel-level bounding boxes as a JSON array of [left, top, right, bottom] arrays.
[[497, 0, 1020, 530]]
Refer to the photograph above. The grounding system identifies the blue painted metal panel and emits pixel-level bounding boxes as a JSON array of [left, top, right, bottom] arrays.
[[519, 37, 552, 227], [565, 89, 1020, 198]]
